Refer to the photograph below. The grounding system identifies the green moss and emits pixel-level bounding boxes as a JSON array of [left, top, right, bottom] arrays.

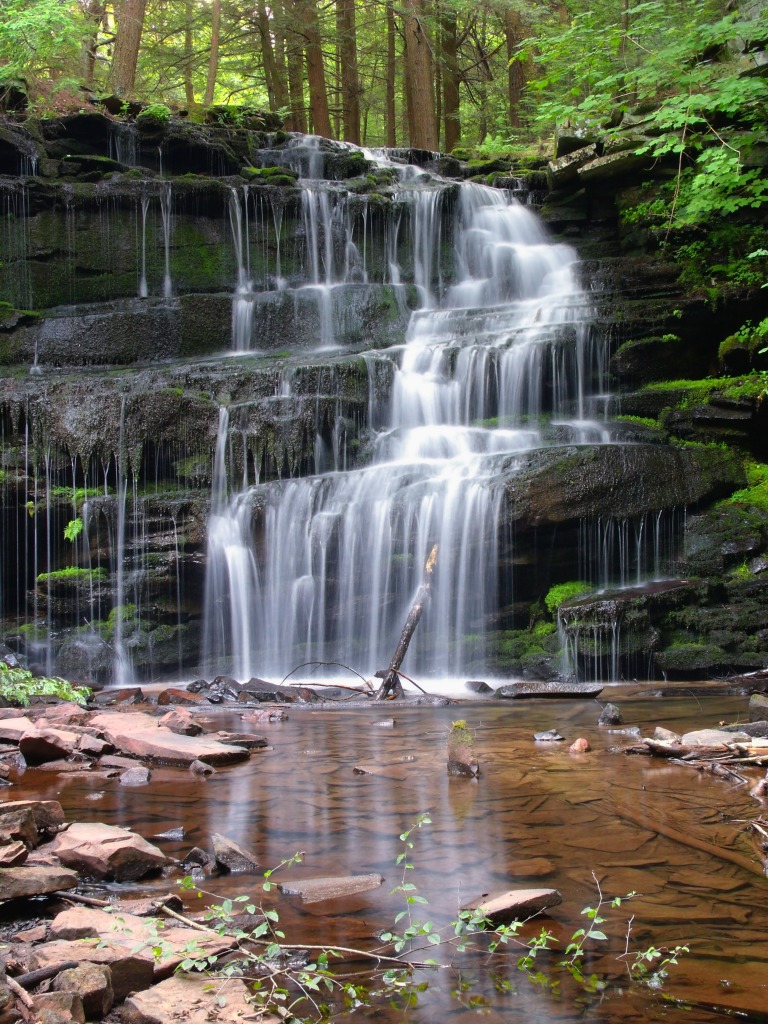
[[241, 165, 299, 184], [544, 581, 594, 616], [36, 567, 107, 584], [615, 415, 659, 428]]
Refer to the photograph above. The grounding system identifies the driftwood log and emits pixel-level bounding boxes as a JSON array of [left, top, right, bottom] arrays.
[[376, 544, 438, 700]]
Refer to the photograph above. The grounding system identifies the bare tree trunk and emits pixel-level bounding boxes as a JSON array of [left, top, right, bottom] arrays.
[[83, 0, 106, 87], [203, 0, 222, 106], [301, 0, 333, 137], [183, 0, 195, 105], [258, 0, 289, 110], [403, 0, 437, 150], [504, 7, 526, 130], [385, 0, 397, 147], [109, 0, 147, 97], [337, 0, 360, 144], [377, 545, 438, 700], [441, 9, 460, 151]]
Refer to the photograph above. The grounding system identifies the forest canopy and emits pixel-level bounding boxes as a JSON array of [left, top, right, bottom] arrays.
[[1, 0, 767, 161]]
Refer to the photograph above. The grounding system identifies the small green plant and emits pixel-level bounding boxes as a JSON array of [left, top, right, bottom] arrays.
[[0, 662, 90, 707], [64, 517, 83, 542], [36, 566, 106, 584]]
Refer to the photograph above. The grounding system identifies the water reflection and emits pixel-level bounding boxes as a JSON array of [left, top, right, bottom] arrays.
[[10, 694, 768, 1022]]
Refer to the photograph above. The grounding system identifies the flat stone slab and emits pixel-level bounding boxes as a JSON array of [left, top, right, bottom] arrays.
[[47, 906, 236, 977], [495, 682, 603, 699], [121, 975, 276, 1024], [0, 864, 78, 901], [0, 716, 37, 742], [461, 887, 563, 924], [279, 873, 384, 903], [681, 729, 750, 745], [89, 712, 249, 766]]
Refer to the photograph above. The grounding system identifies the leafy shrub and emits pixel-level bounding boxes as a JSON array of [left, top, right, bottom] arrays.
[[0, 662, 90, 706]]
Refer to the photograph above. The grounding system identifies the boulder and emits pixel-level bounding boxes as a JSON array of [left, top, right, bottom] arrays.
[[29, 941, 154, 1002], [50, 822, 167, 881], [188, 759, 215, 776], [461, 887, 563, 924], [0, 841, 27, 866], [598, 704, 623, 726], [0, 716, 37, 742], [19, 727, 78, 764], [546, 144, 598, 189], [121, 975, 272, 1024], [569, 737, 591, 753], [750, 693, 768, 721], [0, 865, 78, 901], [119, 766, 152, 787], [88, 713, 249, 766], [157, 709, 202, 735], [32, 992, 86, 1024], [0, 806, 39, 847], [52, 963, 112, 1019], [211, 833, 259, 872], [211, 731, 268, 749], [465, 680, 493, 695]]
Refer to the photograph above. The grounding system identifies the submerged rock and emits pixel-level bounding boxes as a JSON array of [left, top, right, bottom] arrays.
[[496, 682, 603, 699], [461, 887, 563, 924]]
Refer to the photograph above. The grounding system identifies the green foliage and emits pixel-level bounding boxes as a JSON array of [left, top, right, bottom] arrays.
[[725, 460, 768, 513], [63, 517, 83, 543], [137, 103, 172, 125], [0, 661, 90, 707], [0, 0, 84, 85], [545, 581, 594, 616], [529, 2, 768, 226]]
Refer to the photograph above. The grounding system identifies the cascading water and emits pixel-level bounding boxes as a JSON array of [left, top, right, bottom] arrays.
[[203, 165, 611, 683]]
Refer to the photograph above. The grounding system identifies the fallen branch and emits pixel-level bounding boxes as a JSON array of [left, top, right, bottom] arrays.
[[377, 544, 438, 700], [604, 798, 765, 878]]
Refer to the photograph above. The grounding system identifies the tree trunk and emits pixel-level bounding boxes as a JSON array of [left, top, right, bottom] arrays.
[[377, 545, 438, 700], [441, 9, 460, 151], [203, 0, 222, 106], [504, 7, 526, 130], [337, 0, 360, 144], [386, 1, 397, 147], [301, 0, 333, 138], [257, 0, 289, 110], [403, 0, 437, 150], [83, 0, 106, 87], [183, 0, 195, 105], [109, 0, 147, 97]]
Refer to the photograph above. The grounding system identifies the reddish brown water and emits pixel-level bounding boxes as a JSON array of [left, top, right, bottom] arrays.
[[8, 691, 768, 1022]]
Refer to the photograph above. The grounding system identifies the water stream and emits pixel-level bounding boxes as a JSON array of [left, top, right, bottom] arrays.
[[6, 693, 767, 1022]]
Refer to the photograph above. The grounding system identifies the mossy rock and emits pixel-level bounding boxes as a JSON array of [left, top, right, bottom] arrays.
[[240, 164, 299, 183], [655, 643, 727, 673]]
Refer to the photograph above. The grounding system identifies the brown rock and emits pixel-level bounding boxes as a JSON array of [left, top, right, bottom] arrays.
[[0, 807, 39, 847], [88, 713, 249, 766], [0, 841, 28, 867], [93, 688, 145, 706], [50, 822, 166, 881], [157, 709, 202, 736], [30, 941, 154, 1002], [53, 962, 113, 1017], [121, 975, 273, 1024], [278, 873, 384, 904], [242, 707, 288, 723], [42, 704, 91, 726], [0, 864, 78, 900], [188, 759, 215, 776], [33, 991, 86, 1024], [461, 887, 563, 925], [77, 733, 110, 756], [0, 716, 37, 743], [12, 923, 47, 942], [211, 833, 259, 872], [113, 893, 183, 917], [19, 727, 78, 764], [568, 738, 591, 754], [156, 688, 206, 707]]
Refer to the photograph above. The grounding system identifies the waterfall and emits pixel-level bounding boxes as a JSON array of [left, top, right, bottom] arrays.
[[203, 172, 610, 682]]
